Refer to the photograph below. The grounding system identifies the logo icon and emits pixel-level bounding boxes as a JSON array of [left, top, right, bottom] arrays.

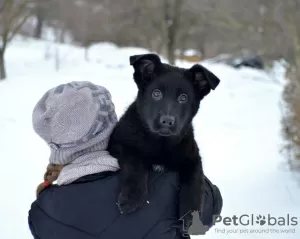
[[256, 215, 266, 226], [179, 210, 209, 237]]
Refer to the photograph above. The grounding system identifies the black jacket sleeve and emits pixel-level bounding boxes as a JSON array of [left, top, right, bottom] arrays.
[[28, 209, 40, 239], [179, 175, 223, 236], [200, 176, 223, 228]]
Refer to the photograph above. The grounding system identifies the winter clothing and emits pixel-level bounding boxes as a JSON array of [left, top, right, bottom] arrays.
[[32, 81, 119, 185], [29, 81, 223, 239], [28, 171, 222, 239]]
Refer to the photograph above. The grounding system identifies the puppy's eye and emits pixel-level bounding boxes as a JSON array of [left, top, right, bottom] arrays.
[[152, 89, 163, 100], [178, 93, 188, 103]]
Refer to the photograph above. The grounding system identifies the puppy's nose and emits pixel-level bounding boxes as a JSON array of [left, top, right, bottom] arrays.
[[159, 115, 175, 127]]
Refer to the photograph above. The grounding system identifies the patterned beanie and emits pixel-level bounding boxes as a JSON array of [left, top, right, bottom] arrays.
[[32, 81, 120, 185]]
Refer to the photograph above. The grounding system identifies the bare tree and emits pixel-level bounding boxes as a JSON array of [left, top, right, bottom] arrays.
[[279, 0, 300, 170], [33, 0, 46, 38], [0, 0, 33, 80], [3, 0, 294, 68]]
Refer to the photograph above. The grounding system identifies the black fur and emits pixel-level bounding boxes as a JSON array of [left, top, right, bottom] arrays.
[[108, 53, 220, 219]]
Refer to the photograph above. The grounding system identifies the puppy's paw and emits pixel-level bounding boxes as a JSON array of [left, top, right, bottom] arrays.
[[117, 187, 148, 214]]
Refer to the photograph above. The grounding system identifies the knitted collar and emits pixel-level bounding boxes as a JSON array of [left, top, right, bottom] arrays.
[[56, 150, 120, 185]]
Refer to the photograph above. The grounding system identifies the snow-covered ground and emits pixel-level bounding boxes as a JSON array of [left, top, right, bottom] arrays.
[[0, 37, 300, 238]]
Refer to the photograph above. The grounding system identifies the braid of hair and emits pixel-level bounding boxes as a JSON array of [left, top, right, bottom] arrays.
[[36, 163, 64, 197]]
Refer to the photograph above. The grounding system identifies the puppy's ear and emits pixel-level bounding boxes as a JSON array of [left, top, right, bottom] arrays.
[[129, 54, 162, 88], [188, 64, 220, 91]]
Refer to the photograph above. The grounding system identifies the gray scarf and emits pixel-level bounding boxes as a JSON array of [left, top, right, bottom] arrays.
[[57, 149, 120, 185]]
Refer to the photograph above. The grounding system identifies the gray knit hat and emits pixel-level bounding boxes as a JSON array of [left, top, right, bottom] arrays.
[[32, 81, 120, 185]]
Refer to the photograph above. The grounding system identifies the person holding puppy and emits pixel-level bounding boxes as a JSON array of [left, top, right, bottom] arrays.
[[28, 81, 222, 239]]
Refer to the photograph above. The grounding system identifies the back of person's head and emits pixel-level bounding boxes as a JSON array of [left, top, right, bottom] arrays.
[[33, 81, 119, 197]]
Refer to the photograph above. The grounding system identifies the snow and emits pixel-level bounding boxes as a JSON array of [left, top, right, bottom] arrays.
[[0, 37, 300, 239], [183, 49, 200, 56]]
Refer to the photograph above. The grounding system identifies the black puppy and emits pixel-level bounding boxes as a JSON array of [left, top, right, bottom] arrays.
[[108, 53, 220, 219]]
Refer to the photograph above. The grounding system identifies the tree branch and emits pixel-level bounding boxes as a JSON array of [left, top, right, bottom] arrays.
[[6, 0, 31, 28], [1, 0, 34, 50], [7, 13, 31, 42]]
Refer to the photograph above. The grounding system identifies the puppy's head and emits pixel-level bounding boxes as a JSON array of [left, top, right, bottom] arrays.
[[130, 53, 220, 137]]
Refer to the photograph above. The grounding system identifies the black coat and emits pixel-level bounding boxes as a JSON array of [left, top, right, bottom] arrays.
[[28, 171, 222, 239]]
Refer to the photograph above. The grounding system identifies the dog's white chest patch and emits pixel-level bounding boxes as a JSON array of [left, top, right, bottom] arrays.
[[152, 164, 165, 172]]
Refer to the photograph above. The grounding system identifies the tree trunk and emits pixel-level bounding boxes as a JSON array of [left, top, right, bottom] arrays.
[[167, 34, 175, 65], [59, 28, 66, 43], [55, 46, 60, 71], [164, 0, 183, 65], [0, 50, 6, 80], [34, 4, 44, 39], [84, 47, 89, 62], [34, 14, 43, 39], [198, 41, 206, 59]]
